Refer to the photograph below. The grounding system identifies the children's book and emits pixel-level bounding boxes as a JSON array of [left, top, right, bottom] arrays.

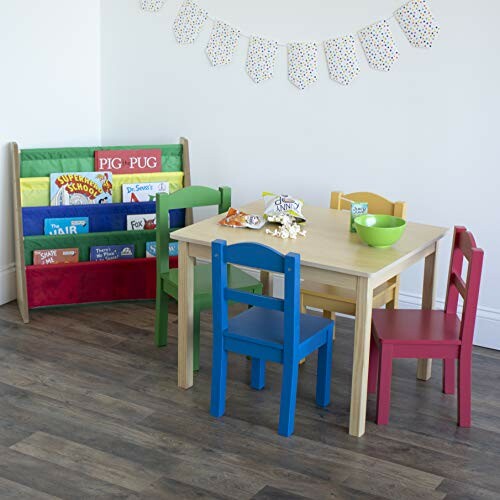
[[44, 217, 89, 235], [146, 241, 156, 258], [50, 172, 113, 206], [145, 241, 178, 258], [33, 248, 79, 266], [127, 214, 156, 231], [169, 241, 179, 256], [95, 149, 162, 173], [122, 181, 169, 203], [90, 244, 135, 261]]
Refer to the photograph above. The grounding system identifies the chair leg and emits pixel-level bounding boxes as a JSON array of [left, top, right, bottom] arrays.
[[376, 345, 393, 425], [458, 353, 472, 427], [299, 298, 307, 365], [278, 360, 300, 437], [330, 312, 336, 340], [193, 306, 201, 372], [368, 335, 379, 394], [251, 358, 266, 390], [300, 294, 306, 314], [210, 334, 228, 418], [442, 358, 455, 395], [316, 332, 333, 408], [154, 284, 169, 347], [386, 277, 400, 310], [300, 310, 333, 366]]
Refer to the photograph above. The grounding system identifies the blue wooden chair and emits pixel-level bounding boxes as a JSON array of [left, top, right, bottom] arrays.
[[210, 240, 334, 437]]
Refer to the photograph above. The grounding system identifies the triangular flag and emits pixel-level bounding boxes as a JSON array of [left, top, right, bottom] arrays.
[[395, 0, 440, 48], [206, 21, 241, 66], [246, 36, 279, 84], [359, 21, 399, 72], [173, 0, 208, 45], [288, 42, 319, 90], [324, 35, 360, 86]]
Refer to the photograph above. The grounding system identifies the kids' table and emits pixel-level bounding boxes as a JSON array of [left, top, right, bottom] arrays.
[[171, 201, 448, 437]]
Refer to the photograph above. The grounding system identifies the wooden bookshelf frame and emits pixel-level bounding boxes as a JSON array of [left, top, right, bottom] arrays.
[[11, 137, 192, 323]]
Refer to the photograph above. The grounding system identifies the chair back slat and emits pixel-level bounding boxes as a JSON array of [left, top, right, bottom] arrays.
[[161, 185, 230, 212], [444, 227, 484, 347], [225, 289, 284, 311], [224, 243, 285, 273], [331, 191, 407, 218], [212, 240, 301, 349], [450, 272, 467, 300], [156, 186, 231, 275], [458, 230, 478, 261]]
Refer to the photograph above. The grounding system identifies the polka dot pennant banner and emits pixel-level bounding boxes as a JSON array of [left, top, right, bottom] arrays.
[[246, 36, 279, 84], [163, 1, 440, 88], [288, 42, 319, 90], [358, 21, 399, 72], [140, 0, 165, 12], [395, 0, 440, 48], [173, 0, 208, 45], [206, 20, 241, 67], [324, 35, 360, 86]]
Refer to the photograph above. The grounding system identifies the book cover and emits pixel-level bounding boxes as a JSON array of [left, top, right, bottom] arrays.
[[122, 181, 169, 203], [50, 172, 113, 206], [146, 241, 156, 258], [33, 248, 79, 266], [146, 241, 178, 258], [90, 244, 135, 261], [44, 217, 89, 235], [95, 149, 162, 173], [127, 214, 156, 231]]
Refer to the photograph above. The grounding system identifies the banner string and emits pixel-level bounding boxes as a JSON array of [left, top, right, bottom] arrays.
[[205, 12, 397, 47]]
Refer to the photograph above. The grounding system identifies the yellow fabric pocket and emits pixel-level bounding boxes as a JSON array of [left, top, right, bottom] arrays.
[[21, 172, 184, 207], [112, 172, 184, 203]]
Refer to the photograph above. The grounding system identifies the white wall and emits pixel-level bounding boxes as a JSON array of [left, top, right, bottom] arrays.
[[0, 0, 102, 303], [1, 1, 498, 349], [100, 0, 499, 349]]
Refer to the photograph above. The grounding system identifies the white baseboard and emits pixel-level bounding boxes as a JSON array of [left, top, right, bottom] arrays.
[[0, 263, 16, 306]]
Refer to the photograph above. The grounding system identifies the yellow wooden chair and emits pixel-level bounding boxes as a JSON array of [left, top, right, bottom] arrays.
[[300, 191, 407, 335]]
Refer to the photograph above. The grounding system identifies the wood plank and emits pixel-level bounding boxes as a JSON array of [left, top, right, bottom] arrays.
[[11, 142, 29, 323], [0, 476, 61, 500], [0, 444, 133, 498], [11, 431, 162, 492], [129, 476, 229, 500], [180, 136, 193, 226]]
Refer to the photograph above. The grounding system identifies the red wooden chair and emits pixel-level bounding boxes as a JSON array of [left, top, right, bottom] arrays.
[[368, 226, 484, 427]]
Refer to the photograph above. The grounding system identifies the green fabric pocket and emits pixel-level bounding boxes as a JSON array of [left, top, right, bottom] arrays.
[[24, 230, 157, 265], [20, 144, 183, 178]]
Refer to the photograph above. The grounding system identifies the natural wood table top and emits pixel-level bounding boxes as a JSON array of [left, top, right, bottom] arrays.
[[171, 200, 448, 277]]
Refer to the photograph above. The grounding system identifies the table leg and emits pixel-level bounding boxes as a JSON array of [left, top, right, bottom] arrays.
[[349, 276, 373, 437], [260, 271, 273, 296], [417, 244, 439, 381], [178, 241, 195, 389]]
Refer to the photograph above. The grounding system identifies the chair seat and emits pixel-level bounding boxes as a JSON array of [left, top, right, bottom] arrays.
[[372, 309, 462, 345], [227, 307, 332, 350], [162, 264, 261, 302]]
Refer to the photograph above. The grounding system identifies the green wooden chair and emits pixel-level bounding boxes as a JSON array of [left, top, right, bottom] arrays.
[[155, 185, 263, 371]]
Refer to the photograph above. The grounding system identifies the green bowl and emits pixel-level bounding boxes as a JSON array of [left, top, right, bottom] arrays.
[[354, 214, 406, 248]]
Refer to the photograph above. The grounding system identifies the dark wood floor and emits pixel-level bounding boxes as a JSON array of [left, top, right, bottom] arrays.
[[0, 301, 499, 499]]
